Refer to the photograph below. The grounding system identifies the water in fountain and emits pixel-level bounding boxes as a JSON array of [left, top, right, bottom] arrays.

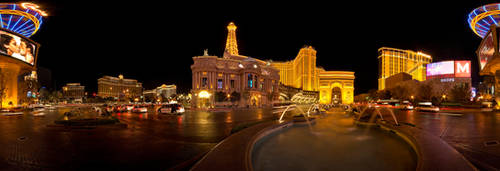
[[355, 104, 399, 126], [278, 104, 315, 132]]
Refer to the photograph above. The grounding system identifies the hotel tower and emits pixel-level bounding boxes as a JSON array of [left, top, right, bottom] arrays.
[[378, 47, 432, 90]]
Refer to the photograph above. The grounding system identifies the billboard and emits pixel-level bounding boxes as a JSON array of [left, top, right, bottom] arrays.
[[478, 32, 494, 70], [426, 61, 454, 77], [0, 29, 37, 66], [426, 60, 471, 79], [455, 60, 471, 77]]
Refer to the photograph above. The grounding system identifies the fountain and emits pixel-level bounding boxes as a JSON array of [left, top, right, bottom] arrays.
[[354, 104, 399, 126], [277, 104, 318, 131], [253, 104, 417, 171]]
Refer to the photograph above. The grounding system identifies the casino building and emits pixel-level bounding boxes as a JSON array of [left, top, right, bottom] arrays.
[[62, 83, 85, 102], [467, 3, 500, 100], [191, 22, 280, 108], [0, 3, 46, 108], [191, 22, 355, 108], [97, 75, 143, 100], [378, 47, 432, 90], [271, 47, 355, 104], [425, 60, 472, 96]]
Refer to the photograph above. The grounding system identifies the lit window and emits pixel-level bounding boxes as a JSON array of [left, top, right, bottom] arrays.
[[202, 78, 208, 87], [248, 74, 253, 88], [217, 79, 223, 89]]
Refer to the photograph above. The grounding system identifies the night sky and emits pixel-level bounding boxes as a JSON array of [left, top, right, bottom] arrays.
[[28, 0, 499, 94]]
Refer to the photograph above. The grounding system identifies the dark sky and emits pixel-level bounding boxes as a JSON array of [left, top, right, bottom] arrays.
[[28, 0, 498, 94]]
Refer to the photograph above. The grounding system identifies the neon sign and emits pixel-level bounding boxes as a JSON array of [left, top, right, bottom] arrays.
[[20, 3, 47, 16]]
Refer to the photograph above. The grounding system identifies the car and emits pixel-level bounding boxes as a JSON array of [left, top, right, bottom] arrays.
[[125, 105, 134, 111], [399, 101, 414, 110], [157, 104, 185, 114], [132, 105, 148, 113], [415, 102, 439, 112]]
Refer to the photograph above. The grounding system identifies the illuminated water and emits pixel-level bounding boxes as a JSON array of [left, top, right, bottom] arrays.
[[252, 110, 417, 171]]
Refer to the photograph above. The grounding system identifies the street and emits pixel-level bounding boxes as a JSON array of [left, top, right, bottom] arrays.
[[0, 106, 276, 170], [383, 108, 500, 170], [1, 106, 499, 170]]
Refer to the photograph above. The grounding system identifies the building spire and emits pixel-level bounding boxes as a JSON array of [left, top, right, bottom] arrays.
[[225, 22, 239, 56]]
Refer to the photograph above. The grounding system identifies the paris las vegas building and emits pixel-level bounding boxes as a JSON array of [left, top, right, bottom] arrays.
[[191, 23, 280, 108], [191, 22, 355, 108]]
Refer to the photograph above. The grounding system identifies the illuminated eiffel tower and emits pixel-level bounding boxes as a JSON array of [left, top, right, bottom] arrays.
[[225, 22, 239, 55]]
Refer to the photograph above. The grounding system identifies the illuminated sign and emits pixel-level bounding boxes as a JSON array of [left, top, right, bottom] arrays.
[[0, 29, 37, 66], [426, 60, 471, 79], [20, 3, 48, 16], [478, 32, 494, 70], [426, 61, 454, 77], [440, 78, 455, 82], [455, 61, 471, 77]]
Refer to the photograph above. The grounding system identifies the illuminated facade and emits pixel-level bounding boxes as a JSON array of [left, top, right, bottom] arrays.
[[97, 75, 143, 100], [271, 46, 355, 104], [378, 47, 432, 90], [143, 84, 177, 99], [62, 83, 85, 100], [191, 23, 280, 108], [0, 3, 45, 108]]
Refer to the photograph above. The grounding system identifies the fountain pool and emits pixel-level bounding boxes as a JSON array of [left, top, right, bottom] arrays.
[[252, 110, 417, 171]]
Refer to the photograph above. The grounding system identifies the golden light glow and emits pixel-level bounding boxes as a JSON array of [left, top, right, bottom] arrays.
[[198, 91, 211, 98], [20, 2, 48, 16], [225, 22, 239, 55]]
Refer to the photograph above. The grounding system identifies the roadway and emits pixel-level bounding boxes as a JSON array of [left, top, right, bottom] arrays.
[[380, 108, 500, 170], [0, 106, 276, 170]]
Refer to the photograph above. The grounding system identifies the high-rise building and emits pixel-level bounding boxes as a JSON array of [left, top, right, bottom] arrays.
[[62, 83, 85, 100], [271, 46, 355, 104], [378, 47, 432, 90], [97, 75, 142, 100], [272, 46, 319, 91]]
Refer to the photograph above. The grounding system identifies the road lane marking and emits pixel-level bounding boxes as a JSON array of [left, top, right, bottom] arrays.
[[439, 113, 463, 116]]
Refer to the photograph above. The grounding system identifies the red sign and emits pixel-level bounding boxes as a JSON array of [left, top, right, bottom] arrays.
[[454, 61, 471, 78]]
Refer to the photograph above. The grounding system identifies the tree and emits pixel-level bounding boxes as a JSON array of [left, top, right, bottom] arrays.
[[0, 69, 7, 109], [367, 89, 378, 100], [418, 83, 433, 101], [39, 87, 50, 103], [377, 90, 392, 100], [450, 83, 471, 103], [389, 85, 409, 100]]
